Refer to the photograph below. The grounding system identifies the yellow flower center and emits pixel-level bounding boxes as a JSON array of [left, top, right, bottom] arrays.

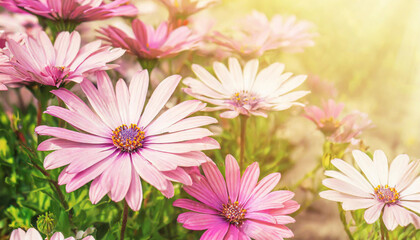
[[112, 124, 145, 152], [374, 185, 399, 204], [221, 200, 247, 226]]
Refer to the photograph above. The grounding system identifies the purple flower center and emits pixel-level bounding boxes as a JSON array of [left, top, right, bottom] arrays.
[[374, 185, 399, 204], [112, 124, 145, 152], [221, 200, 247, 226], [228, 91, 259, 109]]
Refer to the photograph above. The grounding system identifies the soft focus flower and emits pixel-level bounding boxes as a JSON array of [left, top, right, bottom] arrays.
[[306, 75, 337, 99], [320, 150, 420, 230], [174, 154, 299, 239], [98, 19, 200, 60], [8, 0, 137, 23], [304, 99, 372, 142], [183, 57, 309, 118], [10, 228, 94, 240], [212, 11, 316, 58], [0, 31, 124, 90], [157, 0, 218, 19], [0, 12, 41, 36], [35, 70, 219, 211]]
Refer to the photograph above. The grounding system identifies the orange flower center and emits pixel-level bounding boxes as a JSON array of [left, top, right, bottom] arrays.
[[374, 185, 399, 204], [112, 124, 145, 152], [221, 200, 247, 226]]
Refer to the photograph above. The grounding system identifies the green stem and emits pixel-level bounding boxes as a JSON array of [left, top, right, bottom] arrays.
[[380, 215, 389, 240], [120, 202, 129, 240], [338, 203, 354, 240], [239, 115, 248, 172], [138, 58, 158, 76]]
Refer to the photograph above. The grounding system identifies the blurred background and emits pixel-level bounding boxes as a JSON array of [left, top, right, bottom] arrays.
[[1, 0, 420, 239]]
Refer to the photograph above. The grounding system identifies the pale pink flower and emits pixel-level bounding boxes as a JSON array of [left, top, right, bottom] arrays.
[[174, 154, 299, 239], [10, 228, 94, 240], [304, 99, 372, 142], [306, 75, 337, 99], [8, 0, 137, 23], [183, 57, 309, 118], [35, 70, 219, 211], [98, 19, 200, 60], [320, 150, 420, 230], [157, 0, 218, 18], [0, 31, 124, 90], [212, 11, 316, 58], [0, 12, 41, 36]]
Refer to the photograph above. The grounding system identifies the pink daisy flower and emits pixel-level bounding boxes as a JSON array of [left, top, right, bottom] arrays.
[[8, 0, 137, 23], [0, 30, 124, 90], [10, 228, 94, 240], [157, 0, 218, 18], [35, 70, 219, 211], [320, 150, 420, 230], [183, 57, 309, 118], [174, 154, 299, 239], [304, 99, 372, 142], [98, 19, 200, 60]]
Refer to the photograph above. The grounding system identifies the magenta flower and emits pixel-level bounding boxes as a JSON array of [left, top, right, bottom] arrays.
[[10, 228, 94, 240], [35, 70, 219, 211], [184, 57, 309, 118], [9, 0, 137, 23], [0, 31, 124, 90], [174, 154, 299, 239], [320, 150, 420, 230], [98, 19, 200, 60], [304, 99, 372, 142]]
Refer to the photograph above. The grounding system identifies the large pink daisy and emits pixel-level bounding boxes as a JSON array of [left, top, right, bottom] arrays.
[[174, 154, 299, 239], [35, 70, 219, 211], [320, 150, 420, 230], [0, 31, 124, 90]]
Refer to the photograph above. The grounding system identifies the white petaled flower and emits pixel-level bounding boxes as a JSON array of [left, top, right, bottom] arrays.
[[320, 150, 420, 230], [183, 57, 309, 118]]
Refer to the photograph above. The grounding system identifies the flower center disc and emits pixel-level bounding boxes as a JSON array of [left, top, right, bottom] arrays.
[[374, 185, 399, 204], [319, 117, 341, 135], [230, 91, 259, 108], [221, 201, 246, 226], [112, 124, 145, 152]]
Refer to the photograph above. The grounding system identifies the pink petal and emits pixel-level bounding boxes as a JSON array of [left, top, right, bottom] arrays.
[[200, 223, 230, 240], [129, 70, 149, 124], [245, 173, 281, 208], [147, 128, 213, 143], [125, 167, 143, 211], [145, 137, 220, 153], [224, 225, 250, 240], [225, 154, 241, 202], [10, 228, 26, 240], [161, 167, 192, 185], [382, 205, 398, 230], [178, 212, 225, 230], [35, 126, 111, 144], [173, 199, 219, 214], [101, 154, 132, 202], [202, 162, 229, 203], [89, 176, 108, 204], [115, 78, 130, 123], [131, 152, 168, 190], [352, 150, 380, 187], [364, 202, 384, 224], [26, 228, 43, 240], [238, 162, 260, 205], [139, 75, 181, 127]]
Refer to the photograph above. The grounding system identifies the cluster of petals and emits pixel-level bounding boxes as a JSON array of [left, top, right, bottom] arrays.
[[98, 19, 200, 60], [183, 57, 309, 118], [212, 11, 316, 58], [0, 30, 124, 89], [7, 0, 138, 22], [157, 0, 218, 18], [320, 150, 420, 230], [0, 12, 41, 37], [174, 154, 299, 239], [35, 70, 219, 211], [304, 99, 372, 143], [10, 228, 94, 240]]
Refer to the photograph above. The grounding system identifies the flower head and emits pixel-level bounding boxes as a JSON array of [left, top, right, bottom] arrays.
[[0, 31, 124, 90], [304, 99, 372, 142], [98, 19, 200, 60], [174, 154, 299, 239], [10, 228, 94, 240], [320, 150, 420, 230], [35, 70, 219, 211], [158, 0, 218, 19], [183, 57, 309, 118], [212, 11, 316, 58], [9, 0, 137, 23]]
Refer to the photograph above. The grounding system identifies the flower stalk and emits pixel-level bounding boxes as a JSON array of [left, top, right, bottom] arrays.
[[239, 115, 248, 171], [120, 202, 129, 240]]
